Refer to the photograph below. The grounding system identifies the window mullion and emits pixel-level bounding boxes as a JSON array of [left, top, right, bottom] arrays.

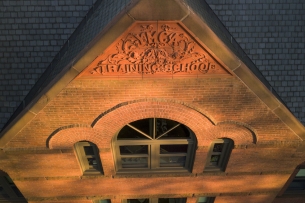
[[151, 144, 159, 169]]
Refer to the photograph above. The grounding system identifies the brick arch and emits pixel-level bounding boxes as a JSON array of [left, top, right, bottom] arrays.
[[48, 127, 103, 149], [48, 100, 257, 149], [214, 122, 257, 145]]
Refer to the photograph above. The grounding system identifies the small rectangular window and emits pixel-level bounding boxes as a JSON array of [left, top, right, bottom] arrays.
[[74, 141, 103, 175], [204, 139, 233, 172]]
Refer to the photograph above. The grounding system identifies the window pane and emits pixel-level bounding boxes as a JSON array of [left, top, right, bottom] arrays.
[[158, 124, 190, 139], [127, 199, 149, 203], [197, 197, 208, 203], [121, 157, 148, 168], [160, 156, 186, 167], [120, 145, 148, 154], [117, 126, 149, 139], [129, 119, 151, 137], [158, 198, 186, 203], [84, 146, 95, 155], [213, 143, 223, 152], [97, 200, 111, 203], [0, 186, 9, 197], [287, 180, 305, 191], [156, 118, 190, 138], [156, 118, 177, 137], [87, 157, 98, 167], [210, 155, 220, 165], [296, 169, 305, 177], [160, 145, 188, 154]]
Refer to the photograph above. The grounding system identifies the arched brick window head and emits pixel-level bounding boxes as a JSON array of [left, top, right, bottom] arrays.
[[204, 138, 234, 172], [74, 141, 104, 175], [113, 118, 197, 173]]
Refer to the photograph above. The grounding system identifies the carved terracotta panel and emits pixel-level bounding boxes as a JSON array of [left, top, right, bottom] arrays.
[[79, 22, 231, 79]]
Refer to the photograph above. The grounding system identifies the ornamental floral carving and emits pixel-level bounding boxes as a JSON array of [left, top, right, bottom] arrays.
[[80, 22, 230, 77]]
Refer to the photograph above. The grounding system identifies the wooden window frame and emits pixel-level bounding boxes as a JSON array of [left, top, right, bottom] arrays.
[[204, 138, 233, 172], [75, 141, 103, 175], [113, 118, 197, 174]]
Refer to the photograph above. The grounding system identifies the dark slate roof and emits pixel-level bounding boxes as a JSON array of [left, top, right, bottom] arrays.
[[206, 0, 305, 124], [0, 0, 98, 129], [0, 0, 134, 131], [0, 0, 304, 132]]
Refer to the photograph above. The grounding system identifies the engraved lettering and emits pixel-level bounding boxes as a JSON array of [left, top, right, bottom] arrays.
[[83, 22, 228, 77]]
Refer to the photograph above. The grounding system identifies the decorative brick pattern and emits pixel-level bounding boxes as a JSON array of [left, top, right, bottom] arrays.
[[48, 101, 256, 150]]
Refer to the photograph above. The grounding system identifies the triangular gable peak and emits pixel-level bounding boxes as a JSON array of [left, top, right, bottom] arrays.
[[0, 0, 304, 148], [78, 21, 231, 79]]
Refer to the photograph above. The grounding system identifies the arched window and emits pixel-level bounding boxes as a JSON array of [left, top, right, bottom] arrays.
[[113, 118, 196, 173], [74, 141, 103, 175], [204, 138, 233, 172]]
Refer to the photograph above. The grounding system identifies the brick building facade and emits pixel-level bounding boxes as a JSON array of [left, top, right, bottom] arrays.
[[0, 0, 305, 203]]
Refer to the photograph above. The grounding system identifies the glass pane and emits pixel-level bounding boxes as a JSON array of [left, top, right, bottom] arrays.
[[129, 119, 151, 137], [84, 146, 95, 155], [160, 145, 188, 154], [159, 198, 186, 203], [127, 199, 149, 203], [87, 157, 97, 166], [117, 125, 149, 139], [158, 124, 190, 139], [98, 200, 111, 203], [286, 180, 305, 190], [0, 186, 10, 198], [121, 157, 148, 168], [120, 145, 148, 154], [296, 169, 305, 177], [197, 197, 208, 203], [210, 155, 220, 165], [156, 118, 178, 137], [160, 156, 186, 167], [213, 143, 223, 152]]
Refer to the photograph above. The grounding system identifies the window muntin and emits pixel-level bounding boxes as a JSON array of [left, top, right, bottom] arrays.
[[114, 118, 196, 173], [204, 138, 233, 172], [75, 141, 103, 175]]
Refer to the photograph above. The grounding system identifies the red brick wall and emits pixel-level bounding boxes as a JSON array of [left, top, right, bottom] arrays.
[[1, 77, 303, 202]]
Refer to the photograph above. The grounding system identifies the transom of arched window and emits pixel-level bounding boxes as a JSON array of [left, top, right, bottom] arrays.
[[117, 118, 191, 140]]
